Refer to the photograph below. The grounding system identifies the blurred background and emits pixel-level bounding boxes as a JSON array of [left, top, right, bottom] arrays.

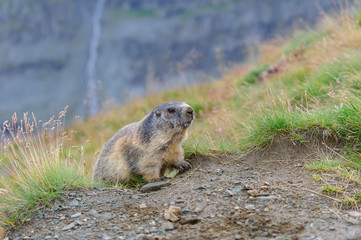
[[0, 0, 349, 124]]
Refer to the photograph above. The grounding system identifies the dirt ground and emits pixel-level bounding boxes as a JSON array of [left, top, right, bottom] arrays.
[[7, 137, 361, 240]]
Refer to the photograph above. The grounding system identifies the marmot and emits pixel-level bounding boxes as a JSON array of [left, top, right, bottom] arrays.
[[93, 102, 194, 183]]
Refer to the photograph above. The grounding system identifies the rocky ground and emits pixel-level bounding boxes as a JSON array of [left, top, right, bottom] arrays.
[[7, 138, 361, 240]]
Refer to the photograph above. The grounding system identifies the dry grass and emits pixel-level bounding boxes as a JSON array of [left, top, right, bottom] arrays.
[[0, 107, 94, 229]]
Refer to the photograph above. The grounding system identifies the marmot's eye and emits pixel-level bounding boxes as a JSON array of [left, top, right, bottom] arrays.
[[167, 108, 175, 113]]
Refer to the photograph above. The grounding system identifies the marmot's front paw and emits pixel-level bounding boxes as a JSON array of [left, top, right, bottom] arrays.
[[174, 160, 192, 172]]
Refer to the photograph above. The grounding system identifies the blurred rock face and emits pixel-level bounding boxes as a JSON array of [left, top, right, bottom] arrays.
[[0, 0, 337, 122]]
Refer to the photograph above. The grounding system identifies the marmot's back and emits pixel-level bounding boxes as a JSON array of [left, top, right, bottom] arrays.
[[92, 102, 194, 183]]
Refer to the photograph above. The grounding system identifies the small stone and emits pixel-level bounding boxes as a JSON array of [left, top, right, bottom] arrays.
[[99, 212, 113, 221], [194, 207, 203, 213], [139, 181, 171, 193], [71, 212, 82, 218], [113, 226, 120, 231], [232, 180, 242, 185], [349, 211, 361, 218], [215, 169, 223, 176], [230, 187, 243, 196], [245, 204, 255, 210], [76, 220, 84, 225], [260, 186, 268, 190], [294, 163, 303, 167], [247, 190, 258, 197], [164, 206, 182, 222], [264, 182, 270, 186], [256, 192, 270, 197], [89, 210, 98, 217], [102, 233, 112, 240], [243, 185, 253, 191], [44, 236, 52, 239], [210, 177, 217, 181], [69, 199, 79, 206], [161, 221, 174, 231], [62, 222, 76, 231], [139, 203, 147, 209]]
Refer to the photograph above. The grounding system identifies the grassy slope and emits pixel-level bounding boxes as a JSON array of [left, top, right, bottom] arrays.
[[1, 10, 361, 231]]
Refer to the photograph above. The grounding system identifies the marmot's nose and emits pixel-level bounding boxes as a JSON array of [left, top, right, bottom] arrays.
[[186, 107, 193, 116]]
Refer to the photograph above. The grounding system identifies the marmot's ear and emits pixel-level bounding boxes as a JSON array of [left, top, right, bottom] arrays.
[[155, 110, 161, 117]]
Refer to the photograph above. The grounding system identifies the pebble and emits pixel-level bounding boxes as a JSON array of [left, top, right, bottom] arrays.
[[230, 187, 243, 196], [139, 203, 147, 209], [139, 181, 171, 193], [164, 206, 182, 222], [232, 180, 242, 185], [89, 210, 98, 217], [71, 212, 82, 218], [348, 211, 361, 218], [62, 222, 76, 231], [245, 204, 255, 210], [161, 221, 174, 231], [215, 169, 223, 176], [69, 199, 79, 206], [99, 212, 113, 221], [194, 207, 203, 213]]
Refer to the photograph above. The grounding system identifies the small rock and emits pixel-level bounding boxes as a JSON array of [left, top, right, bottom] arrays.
[[232, 180, 242, 185], [102, 233, 112, 240], [243, 185, 253, 191], [194, 207, 203, 213], [113, 226, 120, 231], [347, 230, 361, 240], [230, 187, 243, 196], [89, 210, 98, 217], [62, 222, 76, 231], [162, 221, 174, 231], [164, 206, 182, 222], [139, 203, 147, 209], [44, 236, 52, 239], [256, 195, 277, 200], [294, 163, 303, 167], [264, 182, 270, 186], [245, 204, 256, 210], [69, 193, 76, 197], [210, 177, 217, 181], [260, 185, 268, 190], [71, 212, 82, 218], [349, 211, 361, 218], [256, 192, 270, 197], [99, 212, 113, 221], [247, 190, 259, 197], [69, 199, 79, 207], [215, 169, 223, 176], [139, 181, 171, 193]]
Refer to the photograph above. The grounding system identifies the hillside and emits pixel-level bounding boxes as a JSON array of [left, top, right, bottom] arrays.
[[2, 9, 361, 240]]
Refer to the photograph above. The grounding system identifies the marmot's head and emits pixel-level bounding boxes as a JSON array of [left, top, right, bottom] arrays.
[[140, 102, 194, 143], [153, 102, 194, 131]]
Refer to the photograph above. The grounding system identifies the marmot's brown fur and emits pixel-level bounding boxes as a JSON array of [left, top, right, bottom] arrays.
[[92, 102, 194, 183]]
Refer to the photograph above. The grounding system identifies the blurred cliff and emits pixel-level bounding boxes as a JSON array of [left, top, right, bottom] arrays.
[[0, 0, 342, 123]]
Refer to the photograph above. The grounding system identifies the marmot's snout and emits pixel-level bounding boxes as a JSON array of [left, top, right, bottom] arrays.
[[184, 106, 194, 128]]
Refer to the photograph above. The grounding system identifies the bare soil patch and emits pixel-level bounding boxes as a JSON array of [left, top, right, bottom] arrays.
[[8, 138, 361, 240]]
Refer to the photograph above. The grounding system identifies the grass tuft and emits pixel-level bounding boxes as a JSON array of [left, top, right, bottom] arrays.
[[0, 107, 94, 229]]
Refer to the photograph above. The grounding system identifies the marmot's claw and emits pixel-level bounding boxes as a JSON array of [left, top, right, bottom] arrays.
[[175, 160, 192, 172]]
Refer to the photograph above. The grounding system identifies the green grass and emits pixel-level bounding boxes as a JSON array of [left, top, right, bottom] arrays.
[[0, 109, 97, 229], [239, 63, 269, 85], [284, 30, 329, 56]]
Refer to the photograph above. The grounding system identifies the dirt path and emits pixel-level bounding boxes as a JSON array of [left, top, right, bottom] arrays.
[[8, 138, 361, 240]]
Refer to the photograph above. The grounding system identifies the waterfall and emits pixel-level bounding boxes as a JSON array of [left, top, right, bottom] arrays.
[[86, 0, 107, 116]]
